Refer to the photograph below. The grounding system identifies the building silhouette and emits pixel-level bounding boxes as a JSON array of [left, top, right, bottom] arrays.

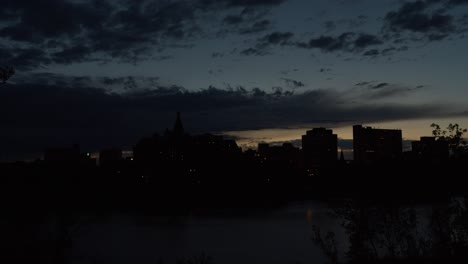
[[257, 143, 270, 157], [353, 125, 402, 162], [301, 128, 337, 167], [173, 111, 184, 136], [134, 112, 191, 165], [256, 142, 301, 167], [133, 112, 243, 185], [411, 136, 449, 162]]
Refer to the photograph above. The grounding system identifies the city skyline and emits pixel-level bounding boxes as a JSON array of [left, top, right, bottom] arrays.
[[9, 112, 446, 162], [1, 0, 468, 160]]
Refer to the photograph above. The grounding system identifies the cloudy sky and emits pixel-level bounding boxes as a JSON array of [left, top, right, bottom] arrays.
[[1, 0, 468, 160]]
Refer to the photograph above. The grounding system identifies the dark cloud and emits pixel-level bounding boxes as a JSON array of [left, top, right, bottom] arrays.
[[202, 0, 286, 7], [262, 31, 294, 45], [428, 33, 450, 40], [305, 34, 351, 51], [382, 0, 468, 42], [381, 47, 397, 56], [281, 78, 305, 88], [240, 31, 294, 55], [448, 0, 468, 5], [217, 2, 278, 36], [1, 0, 467, 66], [0, 0, 108, 42], [371, 82, 390, 89], [297, 32, 382, 53], [223, 15, 244, 25], [385, 11, 453, 34], [350, 82, 429, 100], [349, 81, 428, 100], [13, 72, 160, 92], [231, 0, 285, 5], [366, 86, 416, 99], [240, 48, 268, 56], [51, 45, 92, 64], [278, 1, 467, 58], [363, 49, 379, 56], [354, 34, 383, 48], [239, 20, 271, 34], [355, 82, 370, 86], [0, 0, 286, 70], [0, 78, 462, 159], [0, 0, 196, 65], [0, 47, 51, 70], [304, 1, 468, 58]]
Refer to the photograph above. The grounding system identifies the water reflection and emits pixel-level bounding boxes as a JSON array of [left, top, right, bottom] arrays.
[[306, 208, 314, 224], [68, 201, 334, 264]]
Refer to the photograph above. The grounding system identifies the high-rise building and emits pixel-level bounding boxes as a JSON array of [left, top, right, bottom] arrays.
[[302, 128, 337, 167], [411, 136, 449, 162], [353, 125, 402, 162]]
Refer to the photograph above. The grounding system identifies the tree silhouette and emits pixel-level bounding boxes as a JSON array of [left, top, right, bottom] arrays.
[[431, 123, 467, 157], [312, 198, 468, 264], [0, 66, 15, 84]]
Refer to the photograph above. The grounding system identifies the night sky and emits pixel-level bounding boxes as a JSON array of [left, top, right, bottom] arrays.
[[1, 0, 468, 160]]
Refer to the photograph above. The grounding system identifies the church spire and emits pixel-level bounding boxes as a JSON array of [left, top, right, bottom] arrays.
[[173, 112, 184, 136]]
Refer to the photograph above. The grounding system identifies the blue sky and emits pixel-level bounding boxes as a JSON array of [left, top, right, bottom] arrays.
[[1, 0, 468, 159]]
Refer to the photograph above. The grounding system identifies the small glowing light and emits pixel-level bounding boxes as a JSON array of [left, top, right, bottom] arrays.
[[306, 208, 313, 223]]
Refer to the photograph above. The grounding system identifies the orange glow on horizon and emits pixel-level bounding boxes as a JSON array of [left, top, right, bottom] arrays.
[[221, 117, 468, 149]]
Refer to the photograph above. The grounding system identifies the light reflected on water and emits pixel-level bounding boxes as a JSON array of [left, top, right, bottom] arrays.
[[68, 202, 343, 264], [306, 208, 314, 224]]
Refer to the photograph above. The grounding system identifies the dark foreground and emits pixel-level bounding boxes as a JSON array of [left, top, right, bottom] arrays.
[[1, 160, 468, 264]]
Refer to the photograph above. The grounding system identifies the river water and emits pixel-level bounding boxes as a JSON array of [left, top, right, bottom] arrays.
[[68, 201, 346, 264]]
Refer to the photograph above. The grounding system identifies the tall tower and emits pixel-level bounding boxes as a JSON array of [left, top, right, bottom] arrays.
[[173, 112, 184, 136], [353, 124, 402, 162], [302, 128, 338, 167]]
